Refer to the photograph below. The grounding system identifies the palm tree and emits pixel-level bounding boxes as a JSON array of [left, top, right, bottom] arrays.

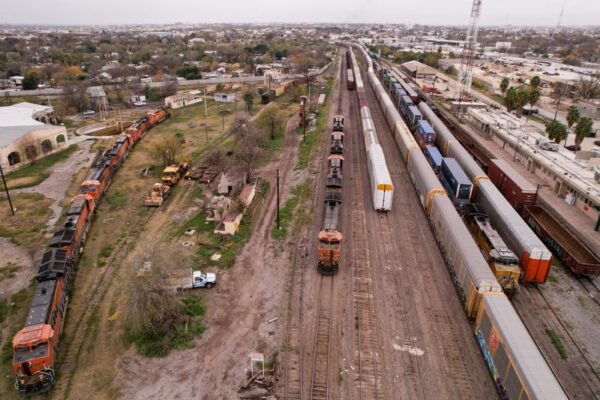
[[500, 77, 510, 94], [530, 75, 541, 89], [574, 116, 594, 149], [525, 89, 540, 122], [217, 109, 232, 130], [565, 106, 580, 147], [546, 120, 568, 144]]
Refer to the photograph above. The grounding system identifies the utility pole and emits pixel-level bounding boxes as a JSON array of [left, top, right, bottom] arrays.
[[0, 163, 15, 216], [204, 88, 209, 142], [276, 169, 280, 230]]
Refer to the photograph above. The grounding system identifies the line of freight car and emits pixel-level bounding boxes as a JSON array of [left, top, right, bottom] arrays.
[[346, 68, 355, 90], [350, 47, 393, 211], [418, 101, 553, 284], [317, 118, 345, 275], [11, 105, 171, 395], [354, 44, 567, 400], [487, 158, 600, 277]]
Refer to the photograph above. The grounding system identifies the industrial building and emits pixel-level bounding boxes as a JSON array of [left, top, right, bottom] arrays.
[[0, 102, 68, 172], [466, 107, 600, 221]]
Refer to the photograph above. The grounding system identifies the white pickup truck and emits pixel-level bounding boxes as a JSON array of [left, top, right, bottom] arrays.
[[168, 269, 216, 291]]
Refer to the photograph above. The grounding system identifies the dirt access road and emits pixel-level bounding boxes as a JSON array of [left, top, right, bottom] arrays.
[[114, 111, 307, 399]]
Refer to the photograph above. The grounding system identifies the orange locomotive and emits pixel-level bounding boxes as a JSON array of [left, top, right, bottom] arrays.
[[317, 120, 345, 275], [12, 105, 170, 395], [12, 194, 94, 394]]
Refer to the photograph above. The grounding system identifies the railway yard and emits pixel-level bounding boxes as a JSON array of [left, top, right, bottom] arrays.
[[2, 40, 600, 400]]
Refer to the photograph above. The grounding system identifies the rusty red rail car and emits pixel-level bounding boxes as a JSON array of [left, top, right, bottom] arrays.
[[523, 205, 600, 277]]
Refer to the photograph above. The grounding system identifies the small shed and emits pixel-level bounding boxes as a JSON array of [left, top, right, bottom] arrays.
[[214, 93, 236, 103], [214, 212, 243, 235], [218, 170, 248, 195]]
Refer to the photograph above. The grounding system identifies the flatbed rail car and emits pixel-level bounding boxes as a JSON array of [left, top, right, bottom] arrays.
[[354, 43, 568, 400], [418, 101, 552, 284], [523, 205, 600, 277], [11, 105, 170, 396]]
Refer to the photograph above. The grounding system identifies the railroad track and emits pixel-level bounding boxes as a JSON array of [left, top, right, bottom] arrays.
[[347, 88, 382, 400], [282, 233, 308, 400], [283, 54, 342, 399], [309, 276, 335, 400], [577, 276, 600, 309], [514, 286, 600, 399], [48, 206, 158, 400]]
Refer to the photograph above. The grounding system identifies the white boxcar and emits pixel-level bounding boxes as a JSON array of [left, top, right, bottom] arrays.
[[430, 195, 502, 317], [360, 106, 378, 150], [367, 144, 393, 211], [475, 293, 568, 400]]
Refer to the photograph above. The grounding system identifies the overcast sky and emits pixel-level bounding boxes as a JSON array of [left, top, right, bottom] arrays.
[[1, 0, 598, 26]]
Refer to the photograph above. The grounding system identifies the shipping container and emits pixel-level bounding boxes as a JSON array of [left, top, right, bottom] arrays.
[[522, 205, 600, 277], [406, 105, 422, 129], [424, 145, 443, 174], [488, 159, 537, 212], [475, 293, 568, 400], [400, 95, 414, 116], [440, 158, 473, 207], [416, 119, 436, 148]]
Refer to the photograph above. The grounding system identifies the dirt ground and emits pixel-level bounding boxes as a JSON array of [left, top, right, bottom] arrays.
[[113, 110, 305, 400]]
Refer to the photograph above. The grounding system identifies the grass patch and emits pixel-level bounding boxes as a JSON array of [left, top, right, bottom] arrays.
[[546, 328, 568, 359], [0, 300, 6, 324], [297, 77, 334, 169], [1, 145, 78, 190], [272, 180, 311, 240], [126, 294, 207, 358], [105, 191, 127, 207], [0, 193, 53, 250], [0, 262, 20, 282], [547, 273, 558, 284]]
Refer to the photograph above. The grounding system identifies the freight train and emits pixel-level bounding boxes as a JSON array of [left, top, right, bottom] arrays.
[[317, 118, 345, 275], [349, 47, 393, 211], [352, 44, 566, 400], [416, 101, 552, 284], [11, 105, 171, 395]]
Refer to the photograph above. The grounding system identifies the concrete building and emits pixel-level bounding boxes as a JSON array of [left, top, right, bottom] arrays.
[[164, 91, 203, 109], [401, 60, 438, 80], [466, 107, 600, 221], [0, 104, 68, 172]]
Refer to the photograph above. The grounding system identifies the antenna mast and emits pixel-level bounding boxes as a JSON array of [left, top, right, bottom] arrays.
[[456, 0, 482, 103]]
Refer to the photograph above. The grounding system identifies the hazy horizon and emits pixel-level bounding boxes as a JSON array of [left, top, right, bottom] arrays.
[[1, 0, 599, 27]]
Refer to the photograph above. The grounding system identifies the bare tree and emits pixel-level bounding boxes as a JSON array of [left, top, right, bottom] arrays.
[[149, 136, 181, 167], [576, 73, 600, 100]]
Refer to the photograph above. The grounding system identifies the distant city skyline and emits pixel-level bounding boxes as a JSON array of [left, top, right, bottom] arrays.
[[1, 0, 599, 27]]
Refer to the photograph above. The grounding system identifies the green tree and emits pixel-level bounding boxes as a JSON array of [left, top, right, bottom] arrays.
[[22, 71, 40, 90], [216, 83, 224, 92], [546, 120, 568, 144], [574, 116, 594, 148], [526, 88, 541, 121], [530, 75, 541, 89], [243, 90, 254, 112], [566, 106, 580, 132], [500, 77, 510, 94], [256, 104, 286, 140], [562, 55, 581, 66]]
